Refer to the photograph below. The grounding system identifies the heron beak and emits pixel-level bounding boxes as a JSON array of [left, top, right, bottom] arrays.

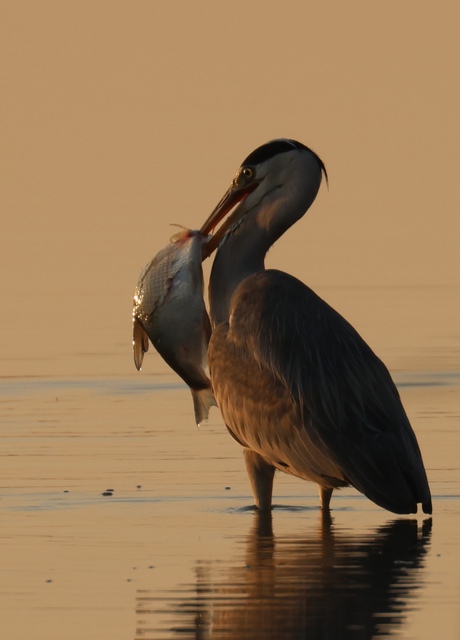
[[200, 181, 259, 257]]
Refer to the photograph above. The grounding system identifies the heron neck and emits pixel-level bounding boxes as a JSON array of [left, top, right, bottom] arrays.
[[209, 220, 269, 327], [209, 154, 323, 326], [209, 212, 282, 326]]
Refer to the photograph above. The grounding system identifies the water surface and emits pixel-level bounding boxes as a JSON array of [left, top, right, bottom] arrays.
[[1, 341, 459, 639]]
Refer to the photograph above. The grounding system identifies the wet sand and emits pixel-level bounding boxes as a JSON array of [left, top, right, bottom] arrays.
[[1, 286, 459, 639]]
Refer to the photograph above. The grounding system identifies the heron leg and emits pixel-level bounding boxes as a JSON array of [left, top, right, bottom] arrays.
[[244, 449, 275, 511], [319, 486, 333, 510]]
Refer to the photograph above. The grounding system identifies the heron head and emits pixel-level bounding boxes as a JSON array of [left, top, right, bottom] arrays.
[[200, 139, 327, 257]]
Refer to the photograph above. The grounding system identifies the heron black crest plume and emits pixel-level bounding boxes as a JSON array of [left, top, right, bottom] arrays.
[[242, 138, 328, 186]]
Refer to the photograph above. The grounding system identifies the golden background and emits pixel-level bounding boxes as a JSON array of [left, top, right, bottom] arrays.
[[2, 1, 458, 378]]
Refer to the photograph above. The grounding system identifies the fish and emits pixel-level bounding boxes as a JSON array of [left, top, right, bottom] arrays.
[[132, 227, 216, 426]]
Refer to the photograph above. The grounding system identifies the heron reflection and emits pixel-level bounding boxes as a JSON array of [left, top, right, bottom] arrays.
[[137, 515, 431, 639]]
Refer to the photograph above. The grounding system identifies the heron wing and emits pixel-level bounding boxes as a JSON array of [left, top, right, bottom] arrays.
[[210, 269, 431, 514], [210, 324, 349, 486]]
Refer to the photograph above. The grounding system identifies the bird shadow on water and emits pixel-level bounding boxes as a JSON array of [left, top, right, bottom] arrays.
[[135, 513, 432, 639]]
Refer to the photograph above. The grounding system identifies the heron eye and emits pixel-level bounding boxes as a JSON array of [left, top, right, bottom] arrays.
[[242, 167, 254, 179]]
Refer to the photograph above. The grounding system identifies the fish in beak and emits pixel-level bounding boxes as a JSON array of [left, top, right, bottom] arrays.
[[133, 228, 216, 426]]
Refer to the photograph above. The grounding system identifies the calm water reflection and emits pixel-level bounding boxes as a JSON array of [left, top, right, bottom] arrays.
[[136, 515, 432, 639]]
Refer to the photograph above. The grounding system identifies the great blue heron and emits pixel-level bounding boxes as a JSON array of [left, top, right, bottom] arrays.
[[200, 138, 432, 515]]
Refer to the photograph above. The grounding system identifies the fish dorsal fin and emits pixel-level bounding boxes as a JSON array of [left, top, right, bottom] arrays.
[[170, 225, 191, 243]]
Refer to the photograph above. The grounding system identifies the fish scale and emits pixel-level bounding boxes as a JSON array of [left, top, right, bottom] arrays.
[[135, 237, 191, 317]]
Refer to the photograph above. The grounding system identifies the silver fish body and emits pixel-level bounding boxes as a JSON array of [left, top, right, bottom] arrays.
[[133, 228, 215, 425]]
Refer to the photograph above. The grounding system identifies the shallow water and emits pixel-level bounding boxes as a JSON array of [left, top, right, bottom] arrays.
[[0, 375, 459, 639], [1, 289, 460, 639]]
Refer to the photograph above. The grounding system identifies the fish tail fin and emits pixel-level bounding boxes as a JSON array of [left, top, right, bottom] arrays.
[[191, 387, 217, 426], [133, 318, 149, 371]]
